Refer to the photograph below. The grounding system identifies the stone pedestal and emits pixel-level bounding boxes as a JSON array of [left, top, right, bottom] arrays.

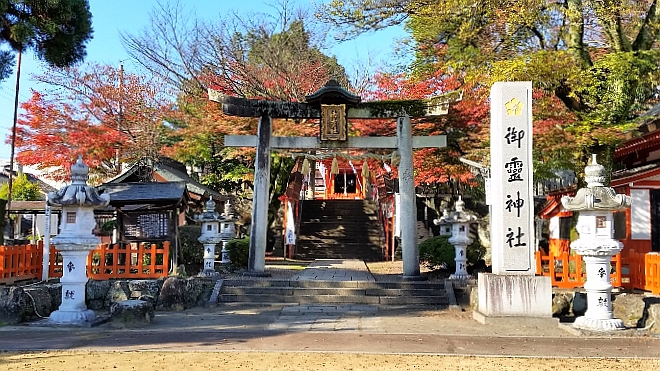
[[49, 248, 96, 323], [220, 241, 230, 264], [450, 245, 469, 280], [574, 256, 624, 330], [476, 273, 552, 318], [110, 299, 155, 328], [199, 243, 220, 277]]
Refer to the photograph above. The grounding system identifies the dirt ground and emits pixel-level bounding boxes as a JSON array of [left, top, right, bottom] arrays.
[[1, 351, 658, 371]]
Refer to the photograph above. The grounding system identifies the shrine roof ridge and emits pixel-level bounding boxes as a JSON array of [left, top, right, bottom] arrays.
[[305, 79, 361, 106]]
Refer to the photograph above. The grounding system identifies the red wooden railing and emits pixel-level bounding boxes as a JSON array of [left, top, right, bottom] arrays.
[[0, 243, 43, 284], [536, 249, 660, 295], [535, 250, 622, 289], [49, 242, 170, 279], [620, 250, 660, 295]]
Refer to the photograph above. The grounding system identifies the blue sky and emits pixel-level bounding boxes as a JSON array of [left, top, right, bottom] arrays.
[[0, 0, 407, 160]]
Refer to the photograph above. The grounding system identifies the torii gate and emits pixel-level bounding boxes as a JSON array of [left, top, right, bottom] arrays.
[[209, 80, 455, 279]]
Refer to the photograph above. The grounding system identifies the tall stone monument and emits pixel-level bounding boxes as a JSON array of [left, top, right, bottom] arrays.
[[47, 156, 110, 324], [475, 82, 552, 321]]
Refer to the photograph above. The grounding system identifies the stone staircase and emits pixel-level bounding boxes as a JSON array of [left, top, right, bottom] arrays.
[[295, 199, 384, 261], [216, 279, 449, 306]]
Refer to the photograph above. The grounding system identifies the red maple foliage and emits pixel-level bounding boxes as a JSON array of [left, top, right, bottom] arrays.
[[351, 70, 487, 186], [14, 64, 176, 182]]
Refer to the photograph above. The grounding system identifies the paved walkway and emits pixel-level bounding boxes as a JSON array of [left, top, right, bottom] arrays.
[[291, 259, 375, 281], [1, 259, 659, 357]]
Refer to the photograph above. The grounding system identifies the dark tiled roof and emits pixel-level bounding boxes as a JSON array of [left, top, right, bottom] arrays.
[[103, 157, 224, 201], [101, 182, 187, 207], [6, 200, 61, 213]]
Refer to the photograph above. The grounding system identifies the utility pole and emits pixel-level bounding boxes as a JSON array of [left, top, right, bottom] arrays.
[[7, 49, 22, 226], [116, 63, 124, 175]]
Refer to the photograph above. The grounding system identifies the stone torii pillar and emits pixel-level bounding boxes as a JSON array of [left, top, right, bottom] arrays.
[[209, 80, 457, 278]]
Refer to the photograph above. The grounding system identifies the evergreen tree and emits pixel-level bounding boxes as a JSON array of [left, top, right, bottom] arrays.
[[0, 0, 93, 81]]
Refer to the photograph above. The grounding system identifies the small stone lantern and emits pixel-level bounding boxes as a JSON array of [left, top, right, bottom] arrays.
[[561, 154, 631, 331], [195, 199, 223, 276], [219, 200, 237, 264], [435, 196, 477, 280], [47, 155, 110, 324]]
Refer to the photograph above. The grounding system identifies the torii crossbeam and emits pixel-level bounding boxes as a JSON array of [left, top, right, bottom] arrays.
[[209, 80, 458, 278]]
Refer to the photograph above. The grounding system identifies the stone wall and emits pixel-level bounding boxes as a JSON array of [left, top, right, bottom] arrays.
[[0, 277, 217, 325]]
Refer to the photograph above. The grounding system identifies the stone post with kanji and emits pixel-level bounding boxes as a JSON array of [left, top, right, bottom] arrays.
[[561, 154, 631, 331], [476, 82, 552, 321], [47, 155, 110, 324]]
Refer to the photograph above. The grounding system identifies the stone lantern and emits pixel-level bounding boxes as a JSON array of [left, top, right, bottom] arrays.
[[47, 155, 110, 324], [436, 196, 477, 280], [219, 200, 237, 264], [195, 199, 223, 276], [435, 206, 453, 236], [561, 154, 631, 331]]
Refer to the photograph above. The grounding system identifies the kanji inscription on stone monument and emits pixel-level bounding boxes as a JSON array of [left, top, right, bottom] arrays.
[[490, 82, 534, 274]]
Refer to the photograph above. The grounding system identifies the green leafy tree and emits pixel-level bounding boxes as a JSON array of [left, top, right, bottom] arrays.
[[319, 0, 660, 185], [0, 0, 93, 81], [0, 173, 41, 201]]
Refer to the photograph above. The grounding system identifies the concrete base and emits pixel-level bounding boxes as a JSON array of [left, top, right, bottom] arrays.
[[473, 310, 559, 326], [477, 273, 552, 317], [573, 316, 625, 332], [49, 309, 96, 325]]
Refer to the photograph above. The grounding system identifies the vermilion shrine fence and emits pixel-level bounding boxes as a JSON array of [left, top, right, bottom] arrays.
[[0, 244, 42, 284], [535, 249, 660, 295], [1, 241, 170, 284]]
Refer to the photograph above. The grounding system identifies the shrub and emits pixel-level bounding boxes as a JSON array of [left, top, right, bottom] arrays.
[[467, 241, 486, 265], [418, 235, 455, 270], [177, 225, 204, 265], [226, 237, 250, 269]]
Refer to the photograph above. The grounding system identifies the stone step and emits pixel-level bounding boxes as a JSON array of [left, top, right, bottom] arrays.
[[221, 279, 445, 290], [221, 287, 443, 297], [218, 294, 381, 304], [217, 294, 448, 305], [297, 199, 384, 261]]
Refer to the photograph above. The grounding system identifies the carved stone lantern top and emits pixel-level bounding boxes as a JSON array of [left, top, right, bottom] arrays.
[[439, 197, 478, 225], [48, 155, 109, 249], [47, 155, 110, 208], [561, 154, 631, 212], [195, 199, 224, 223]]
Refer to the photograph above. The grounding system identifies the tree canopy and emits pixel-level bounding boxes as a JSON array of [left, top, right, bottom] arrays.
[[0, 0, 93, 81], [15, 63, 175, 182], [319, 0, 660, 183], [0, 172, 41, 201]]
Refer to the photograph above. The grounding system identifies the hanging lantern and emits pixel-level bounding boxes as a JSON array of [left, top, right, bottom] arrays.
[[301, 158, 310, 175], [331, 156, 339, 174]]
